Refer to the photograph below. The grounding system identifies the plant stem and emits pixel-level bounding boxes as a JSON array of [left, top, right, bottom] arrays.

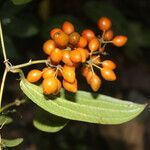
[[10, 59, 47, 71], [0, 99, 26, 113], [0, 21, 7, 62], [0, 69, 8, 108]]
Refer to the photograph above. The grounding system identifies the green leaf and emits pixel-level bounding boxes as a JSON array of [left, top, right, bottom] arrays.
[[11, 0, 32, 5], [33, 108, 68, 133], [20, 78, 146, 125], [2, 138, 23, 147], [0, 115, 13, 125]]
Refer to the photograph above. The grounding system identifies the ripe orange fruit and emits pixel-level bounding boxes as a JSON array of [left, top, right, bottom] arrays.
[[78, 48, 88, 62], [81, 66, 90, 77], [62, 21, 74, 35], [112, 35, 128, 47], [104, 29, 114, 41], [81, 29, 95, 41], [97, 16, 112, 31], [77, 36, 87, 48], [50, 28, 62, 39], [69, 32, 80, 45], [63, 79, 77, 93], [54, 78, 62, 95], [42, 68, 55, 79], [62, 50, 73, 66], [62, 65, 75, 83], [70, 49, 82, 63], [50, 48, 63, 64], [53, 31, 69, 47], [88, 38, 100, 51], [42, 77, 58, 95], [86, 70, 93, 84], [43, 40, 55, 55], [27, 69, 42, 83], [90, 73, 101, 91], [100, 68, 116, 81], [102, 60, 116, 70]]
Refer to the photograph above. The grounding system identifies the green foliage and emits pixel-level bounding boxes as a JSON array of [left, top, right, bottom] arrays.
[[11, 0, 32, 5], [1, 138, 23, 148], [20, 77, 146, 126], [0, 115, 13, 125], [33, 108, 68, 133]]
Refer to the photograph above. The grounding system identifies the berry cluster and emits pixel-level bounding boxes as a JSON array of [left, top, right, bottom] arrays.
[[26, 17, 128, 95]]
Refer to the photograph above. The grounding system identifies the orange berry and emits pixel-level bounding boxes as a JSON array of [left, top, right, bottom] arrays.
[[77, 36, 87, 48], [53, 31, 69, 47], [88, 38, 100, 51], [54, 78, 62, 95], [62, 21, 74, 35], [62, 65, 75, 83], [81, 66, 90, 77], [81, 29, 95, 41], [42, 68, 55, 79], [62, 50, 73, 66], [50, 48, 63, 64], [99, 47, 105, 53], [69, 32, 80, 45], [90, 73, 102, 91], [27, 69, 42, 83], [104, 29, 114, 41], [70, 49, 82, 63], [102, 60, 116, 70], [78, 48, 88, 62], [100, 68, 116, 81], [43, 40, 55, 55], [86, 70, 93, 84], [97, 16, 112, 31], [63, 79, 77, 93], [50, 28, 62, 39], [42, 77, 58, 95], [112, 35, 128, 47]]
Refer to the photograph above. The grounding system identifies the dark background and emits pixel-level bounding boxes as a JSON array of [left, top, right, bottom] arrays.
[[0, 0, 150, 150]]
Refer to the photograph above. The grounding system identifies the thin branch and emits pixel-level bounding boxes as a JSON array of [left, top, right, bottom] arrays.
[[0, 69, 8, 108], [0, 21, 7, 62]]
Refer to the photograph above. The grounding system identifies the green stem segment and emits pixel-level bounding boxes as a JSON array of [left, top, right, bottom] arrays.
[[0, 99, 26, 113], [0, 69, 8, 108]]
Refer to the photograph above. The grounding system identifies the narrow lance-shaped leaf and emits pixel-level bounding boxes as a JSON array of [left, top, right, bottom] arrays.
[[0, 115, 13, 125], [1, 138, 23, 148], [20, 78, 146, 125], [11, 0, 32, 5], [33, 107, 68, 133]]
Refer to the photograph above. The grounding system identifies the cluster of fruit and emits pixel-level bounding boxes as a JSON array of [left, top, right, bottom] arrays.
[[26, 16, 128, 95]]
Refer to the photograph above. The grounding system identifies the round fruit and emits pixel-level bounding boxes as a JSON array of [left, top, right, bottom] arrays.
[[50, 28, 62, 39], [88, 38, 100, 51], [62, 65, 75, 83], [42, 77, 58, 95], [63, 79, 77, 93], [54, 78, 62, 95], [42, 68, 55, 79], [78, 48, 88, 62], [77, 36, 87, 48], [86, 70, 93, 84], [62, 21, 74, 35], [97, 16, 112, 31], [102, 60, 116, 70], [27, 69, 42, 83], [53, 31, 69, 47], [70, 49, 82, 63], [43, 40, 55, 55], [112, 35, 128, 47], [62, 50, 73, 66], [90, 73, 101, 91], [100, 68, 116, 81], [81, 29, 95, 41], [50, 48, 63, 64], [81, 66, 90, 77], [69, 32, 80, 45], [104, 29, 114, 41]]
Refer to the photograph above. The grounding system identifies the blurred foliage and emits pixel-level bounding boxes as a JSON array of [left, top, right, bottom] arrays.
[[11, 0, 32, 5]]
